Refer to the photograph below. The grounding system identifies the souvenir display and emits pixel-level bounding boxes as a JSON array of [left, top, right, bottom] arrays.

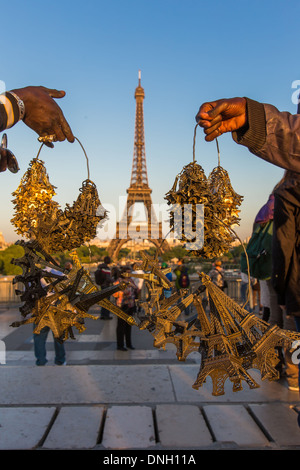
[[10, 240, 135, 341], [11, 139, 107, 253], [8, 130, 300, 398], [127, 254, 300, 396], [165, 125, 243, 258]]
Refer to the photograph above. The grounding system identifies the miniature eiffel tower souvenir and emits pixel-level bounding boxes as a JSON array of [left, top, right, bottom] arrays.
[[10, 241, 137, 341], [165, 125, 243, 258], [191, 273, 300, 396], [10, 138, 107, 253], [10, 240, 134, 341]]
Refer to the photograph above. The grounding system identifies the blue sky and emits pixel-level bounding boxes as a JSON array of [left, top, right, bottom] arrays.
[[1, 0, 299, 245]]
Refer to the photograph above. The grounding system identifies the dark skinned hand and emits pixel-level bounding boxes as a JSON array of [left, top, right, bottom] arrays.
[[195, 97, 247, 141], [11, 86, 75, 147]]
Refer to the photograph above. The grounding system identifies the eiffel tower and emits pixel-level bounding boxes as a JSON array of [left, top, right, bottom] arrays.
[[108, 72, 170, 260]]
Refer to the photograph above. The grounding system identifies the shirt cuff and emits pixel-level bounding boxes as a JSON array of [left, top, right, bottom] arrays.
[[232, 98, 266, 153]]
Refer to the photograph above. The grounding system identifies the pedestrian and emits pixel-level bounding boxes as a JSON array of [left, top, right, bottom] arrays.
[[161, 262, 172, 298], [95, 256, 113, 320], [240, 272, 253, 312], [208, 260, 225, 290], [115, 266, 136, 351], [173, 259, 183, 292], [174, 259, 191, 315], [260, 280, 270, 322], [271, 173, 300, 391], [131, 263, 144, 311], [33, 262, 71, 366]]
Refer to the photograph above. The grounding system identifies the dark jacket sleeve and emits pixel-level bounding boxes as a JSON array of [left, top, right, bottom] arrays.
[[271, 193, 295, 305], [232, 98, 300, 173]]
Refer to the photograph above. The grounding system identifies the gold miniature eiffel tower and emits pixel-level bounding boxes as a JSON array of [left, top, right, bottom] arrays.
[[191, 273, 300, 395]]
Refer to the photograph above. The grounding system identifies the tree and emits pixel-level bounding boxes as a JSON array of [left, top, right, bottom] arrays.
[[0, 244, 25, 275]]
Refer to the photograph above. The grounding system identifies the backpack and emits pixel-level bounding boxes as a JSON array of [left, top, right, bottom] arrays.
[[179, 271, 190, 288], [240, 220, 273, 280], [95, 267, 106, 286]]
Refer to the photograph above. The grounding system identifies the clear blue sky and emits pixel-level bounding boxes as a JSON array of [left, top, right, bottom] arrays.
[[1, 0, 299, 245]]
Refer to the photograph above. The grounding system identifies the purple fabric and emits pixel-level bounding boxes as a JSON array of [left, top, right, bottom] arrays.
[[254, 194, 274, 224]]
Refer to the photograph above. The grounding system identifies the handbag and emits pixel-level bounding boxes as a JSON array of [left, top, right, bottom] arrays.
[[240, 220, 273, 280]]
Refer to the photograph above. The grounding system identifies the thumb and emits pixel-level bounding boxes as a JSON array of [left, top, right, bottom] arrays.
[[40, 86, 66, 99], [204, 100, 228, 120]]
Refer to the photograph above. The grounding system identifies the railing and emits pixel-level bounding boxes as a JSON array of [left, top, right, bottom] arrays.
[[0, 274, 243, 307], [188, 276, 242, 303], [0, 276, 21, 305]]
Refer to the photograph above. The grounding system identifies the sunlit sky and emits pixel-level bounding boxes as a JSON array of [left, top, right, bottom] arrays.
[[1, 0, 299, 245]]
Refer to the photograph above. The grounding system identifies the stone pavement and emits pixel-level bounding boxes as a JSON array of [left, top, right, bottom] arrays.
[[1, 306, 300, 452]]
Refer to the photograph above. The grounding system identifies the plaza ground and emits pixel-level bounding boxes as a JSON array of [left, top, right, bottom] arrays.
[[0, 304, 300, 452]]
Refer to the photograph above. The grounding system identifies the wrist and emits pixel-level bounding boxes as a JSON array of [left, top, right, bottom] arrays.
[[8, 91, 25, 120], [232, 98, 266, 151], [0, 90, 25, 129]]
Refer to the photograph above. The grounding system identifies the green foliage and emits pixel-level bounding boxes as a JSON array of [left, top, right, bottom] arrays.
[[118, 248, 130, 260], [161, 245, 189, 262], [0, 244, 25, 275], [49, 245, 109, 266]]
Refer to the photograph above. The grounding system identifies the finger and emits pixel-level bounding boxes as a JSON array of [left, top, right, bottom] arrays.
[[53, 124, 66, 142], [59, 116, 75, 143], [195, 101, 220, 122], [44, 142, 54, 148], [205, 130, 220, 142], [198, 114, 223, 129], [40, 86, 66, 99], [0, 149, 8, 172], [204, 122, 226, 141], [196, 105, 212, 122], [203, 120, 222, 135], [38, 133, 55, 148], [7, 151, 20, 173]]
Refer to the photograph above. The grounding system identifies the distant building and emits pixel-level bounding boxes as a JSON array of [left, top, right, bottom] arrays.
[[0, 232, 9, 250]]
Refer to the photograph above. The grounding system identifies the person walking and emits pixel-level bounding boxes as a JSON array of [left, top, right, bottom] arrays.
[[95, 256, 113, 320], [115, 266, 137, 351], [33, 262, 72, 366]]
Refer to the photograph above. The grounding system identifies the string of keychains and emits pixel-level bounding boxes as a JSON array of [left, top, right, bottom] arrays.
[[185, 122, 251, 307], [35, 136, 90, 180]]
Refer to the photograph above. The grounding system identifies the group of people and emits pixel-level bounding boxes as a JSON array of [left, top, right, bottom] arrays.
[[94, 256, 193, 349], [94, 256, 142, 351]]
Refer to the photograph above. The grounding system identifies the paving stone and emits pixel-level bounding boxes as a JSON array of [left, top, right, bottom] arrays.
[[203, 404, 270, 447], [169, 365, 297, 403], [0, 407, 55, 449], [0, 365, 175, 404], [101, 406, 155, 449], [156, 404, 213, 448], [249, 404, 300, 447], [43, 406, 104, 449]]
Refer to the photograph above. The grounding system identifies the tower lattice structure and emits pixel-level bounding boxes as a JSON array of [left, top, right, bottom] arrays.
[[108, 72, 169, 260]]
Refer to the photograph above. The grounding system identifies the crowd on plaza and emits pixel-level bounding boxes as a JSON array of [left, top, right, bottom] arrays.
[[93, 256, 192, 351]]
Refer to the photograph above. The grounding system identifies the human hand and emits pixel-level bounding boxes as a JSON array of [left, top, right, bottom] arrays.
[[0, 134, 19, 173], [11, 86, 75, 146], [195, 98, 247, 141]]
